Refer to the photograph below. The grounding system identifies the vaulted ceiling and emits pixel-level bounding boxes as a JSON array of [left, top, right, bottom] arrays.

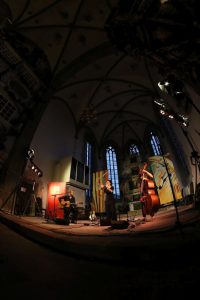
[[1, 0, 200, 152]]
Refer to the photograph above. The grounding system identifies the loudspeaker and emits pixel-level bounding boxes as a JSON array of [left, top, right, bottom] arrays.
[[100, 218, 111, 226], [54, 218, 68, 225], [110, 220, 129, 229]]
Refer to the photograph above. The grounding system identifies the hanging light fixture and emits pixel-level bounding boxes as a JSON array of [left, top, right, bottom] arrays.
[[26, 148, 43, 177], [154, 98, 189, 127], [27, 148, 35, 160], [79, 105, 97, 124]]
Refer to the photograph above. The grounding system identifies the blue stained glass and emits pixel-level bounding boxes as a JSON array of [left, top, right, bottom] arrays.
[[106, 146, 120, 199]]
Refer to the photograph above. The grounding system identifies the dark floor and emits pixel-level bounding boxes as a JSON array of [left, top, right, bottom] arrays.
[[1, 208, 200, 300], [1, 203, 200, 264]]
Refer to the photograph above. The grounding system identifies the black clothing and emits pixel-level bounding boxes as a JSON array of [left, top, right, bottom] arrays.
[[58, 194, 78, 224], [58, 195, 70, 225], [103, 186, 117, 223]]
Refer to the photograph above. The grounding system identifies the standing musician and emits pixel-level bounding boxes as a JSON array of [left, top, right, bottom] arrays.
[[101, 180, 117, 224], [139, 161, 154, 222]]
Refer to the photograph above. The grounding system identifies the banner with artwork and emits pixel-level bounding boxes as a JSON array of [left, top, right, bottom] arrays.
[[120, 154, 141, 202], [92, 170, 108, 212], [148, 155, 182, 205]]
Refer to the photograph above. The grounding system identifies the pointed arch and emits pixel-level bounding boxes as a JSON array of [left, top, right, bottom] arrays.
[[105, 145, 120, 199]]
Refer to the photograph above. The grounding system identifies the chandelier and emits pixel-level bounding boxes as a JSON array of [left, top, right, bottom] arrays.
[[79, 105, 97, 124]]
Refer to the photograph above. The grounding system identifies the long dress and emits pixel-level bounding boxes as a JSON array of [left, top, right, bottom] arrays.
[[103, 186, 117, 222]]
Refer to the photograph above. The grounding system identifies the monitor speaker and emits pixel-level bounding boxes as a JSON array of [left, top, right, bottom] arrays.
[[110, 220, 129, 229]]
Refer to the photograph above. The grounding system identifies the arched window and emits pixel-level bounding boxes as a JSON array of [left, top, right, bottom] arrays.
[[150, 131, 162, 155], [85, 142, 92, 168], [84, 141, 92, 201], [129, 143, 141, 162], [106, 146, 120, 199], [129, 143, 140, 156]]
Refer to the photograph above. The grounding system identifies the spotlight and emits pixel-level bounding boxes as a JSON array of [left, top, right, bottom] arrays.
[[179, 114, 188, 122], [174, 90, 184, 100], [175, 90, 183, 95], [175, 113, 189, 127], [27, 148, 35, 160], [154, 98, 165, 107], [182, 120, 189, 127], [160, 109, 166, 115], [37, 171, 43, 177], [168, 114, 174, 119], [158, 81, 169, 93], [30, 161, 43, 177]]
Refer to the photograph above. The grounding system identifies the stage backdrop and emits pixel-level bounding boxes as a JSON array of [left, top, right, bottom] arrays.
[[120, 154, 141, 203], [148, 155, 182, 205], [92, 170, 108, 213]]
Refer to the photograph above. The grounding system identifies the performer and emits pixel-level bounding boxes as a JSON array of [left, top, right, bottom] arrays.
[[139, 161, 154, 222], [101, 180, 117, 224], [58, 193, 71, 225], [58, 190, 78, 225], [68, 190, 78, 223]]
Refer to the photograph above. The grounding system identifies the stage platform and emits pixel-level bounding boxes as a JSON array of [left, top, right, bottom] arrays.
[[1, 204, 200, 263]]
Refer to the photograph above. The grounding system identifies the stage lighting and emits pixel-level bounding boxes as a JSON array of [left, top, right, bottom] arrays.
[[160, 109, 166, 115], [30, 161, 43, 177], [27, 148, 35, 160], [175, 113, 189, 127], [158, 81, 169, 93], [182, 121, 189, 127], [154, 98, 165, 107], [168, 114, 174, 119]]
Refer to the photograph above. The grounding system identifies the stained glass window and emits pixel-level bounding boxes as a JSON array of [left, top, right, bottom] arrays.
[[106, 146, 120, 199]]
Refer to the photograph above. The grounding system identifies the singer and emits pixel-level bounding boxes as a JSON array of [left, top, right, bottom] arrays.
[[101, 180, 117, 224]]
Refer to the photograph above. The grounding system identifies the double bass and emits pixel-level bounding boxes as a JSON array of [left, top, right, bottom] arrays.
[[140, 163, 160, 217]]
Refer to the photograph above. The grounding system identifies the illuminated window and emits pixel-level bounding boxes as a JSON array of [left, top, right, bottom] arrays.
[[150, 132, 162, 155], [85, 142, 92, 168], [129, 144, 140, 155], [129, 143, 141, 162], [106, 146, 120, 199], [85, 142, 92, 201]]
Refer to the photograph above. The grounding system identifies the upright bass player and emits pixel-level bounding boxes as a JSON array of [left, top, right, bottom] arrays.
[[139, 161, 154, 222]]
